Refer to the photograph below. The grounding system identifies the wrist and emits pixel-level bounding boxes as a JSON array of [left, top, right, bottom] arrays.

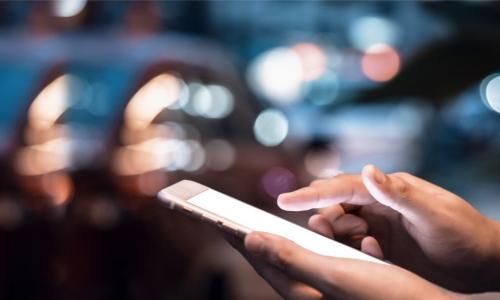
[[482, 219, 500, 291], [448, 292, 469, 300]]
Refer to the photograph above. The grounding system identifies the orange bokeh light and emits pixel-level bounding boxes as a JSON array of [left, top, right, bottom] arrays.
[[361, 44, 401, 82]]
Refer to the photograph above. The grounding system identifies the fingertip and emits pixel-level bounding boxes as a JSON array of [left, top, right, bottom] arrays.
[[308, 214, 334, 238], [277, 193, 310, 211], [361, 236, 384, 260], [276, 193, 290, 209], [307, 214, 321, 227], [362, 164, 376, 174], [362, 164, 386, 185]]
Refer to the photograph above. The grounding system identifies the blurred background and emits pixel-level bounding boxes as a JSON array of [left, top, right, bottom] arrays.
[[0, 1, 500, 299]]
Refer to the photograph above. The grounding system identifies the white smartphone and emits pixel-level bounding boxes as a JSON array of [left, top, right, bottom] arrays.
[[158, 180, 385, 264]]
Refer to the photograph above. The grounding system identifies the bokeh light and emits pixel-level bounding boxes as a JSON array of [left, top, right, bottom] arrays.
[[191, 84, 212, 117], [113, 138, 175, 175], [261, 167, 297, 199], [349, 16, 399, 51], [304, 70, 340, 106], [163, 139, 192, 171], [125, 73, 184, 129], [247, 47, 304, 104], [53, 0, 87, 18], [481, 74, 500, 113], [112, 137, 207, 175], [15, 138, 72, 176], [192, 84, 234, 119], [183, 140, 206, 171], [183, 82, 206, 116], [361, 43, 401, 82], [41, 172, 73, 207], [112, 141, 164, 176], [292, 43, 328, 82], [253, 109, 289, 147], [29, 75, 73, 130], [166, 80, 190, 110], [247, 43, 334, 105], [205, 85, 234, 118]]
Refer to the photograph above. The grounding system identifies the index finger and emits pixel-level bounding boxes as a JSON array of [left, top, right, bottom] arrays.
[[245, 231, 391, 299], [245, 232, 339, 294], [231, 233, 323, 300], [277, 174, 375, 211]]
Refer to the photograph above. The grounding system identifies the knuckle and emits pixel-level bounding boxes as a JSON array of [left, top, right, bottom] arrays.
[[273, 243, 295, 271], [352, 217, 368, 233], [333, 214, 368, 237], [392, 176, 411, 199], [333, 173, 355, 181], [392, 171, 411, 178]]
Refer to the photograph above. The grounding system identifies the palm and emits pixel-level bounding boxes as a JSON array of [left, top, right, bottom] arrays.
[[353, 192, 491, 292], [356, 203, 446, 283]]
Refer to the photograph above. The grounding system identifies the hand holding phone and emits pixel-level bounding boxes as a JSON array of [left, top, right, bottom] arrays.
[[157, 180, 467, 300], [157, 180, 385, 264]]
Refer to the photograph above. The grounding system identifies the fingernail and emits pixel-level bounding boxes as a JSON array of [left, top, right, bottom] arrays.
[[277, 194, 306, 211], [371, 166, 386, 185], [277, 194, 292, 209], [245, 232, 265, 255]]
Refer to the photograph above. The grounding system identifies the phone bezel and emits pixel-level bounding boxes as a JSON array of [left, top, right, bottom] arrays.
[[158, 180, 251, 238]]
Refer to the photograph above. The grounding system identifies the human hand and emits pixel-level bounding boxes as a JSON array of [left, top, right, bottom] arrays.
[[236, 231, 462, 300], [278, 165, 500, 293]]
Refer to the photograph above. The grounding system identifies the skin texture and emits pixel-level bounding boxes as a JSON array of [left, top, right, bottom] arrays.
[[276, 165, 500, 293], [236, 231, 463, 300]]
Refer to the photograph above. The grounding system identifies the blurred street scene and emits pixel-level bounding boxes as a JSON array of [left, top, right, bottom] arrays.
[[0, 1, 500, 299]]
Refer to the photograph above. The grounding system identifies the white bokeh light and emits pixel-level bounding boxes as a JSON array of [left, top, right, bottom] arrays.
[[125, 73, 184, 129], [205, 85, 234, 118], [191, 85, 213, 116], [53, 0, 87, 17], [166, 78, 189, 110], [183, 140, 206, 171], [29, 74, 74, 130], [191, 84, 234, 119], [247, 47, 304, 104], [482, 74, 500, 113], [183, 83, 205, 116], [253, 109, 289, 147]]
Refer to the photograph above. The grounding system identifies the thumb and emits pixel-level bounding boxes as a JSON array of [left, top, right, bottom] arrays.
[[361, 164, 432, 224]]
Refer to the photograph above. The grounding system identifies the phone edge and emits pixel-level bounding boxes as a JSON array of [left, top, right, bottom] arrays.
[[157, 180, 251, 238]]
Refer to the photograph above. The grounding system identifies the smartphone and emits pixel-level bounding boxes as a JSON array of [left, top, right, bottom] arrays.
[[158, 180, 385, 264]]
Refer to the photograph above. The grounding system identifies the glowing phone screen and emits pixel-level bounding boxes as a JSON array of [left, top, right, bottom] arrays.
[[188, 189, 385, 264]]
